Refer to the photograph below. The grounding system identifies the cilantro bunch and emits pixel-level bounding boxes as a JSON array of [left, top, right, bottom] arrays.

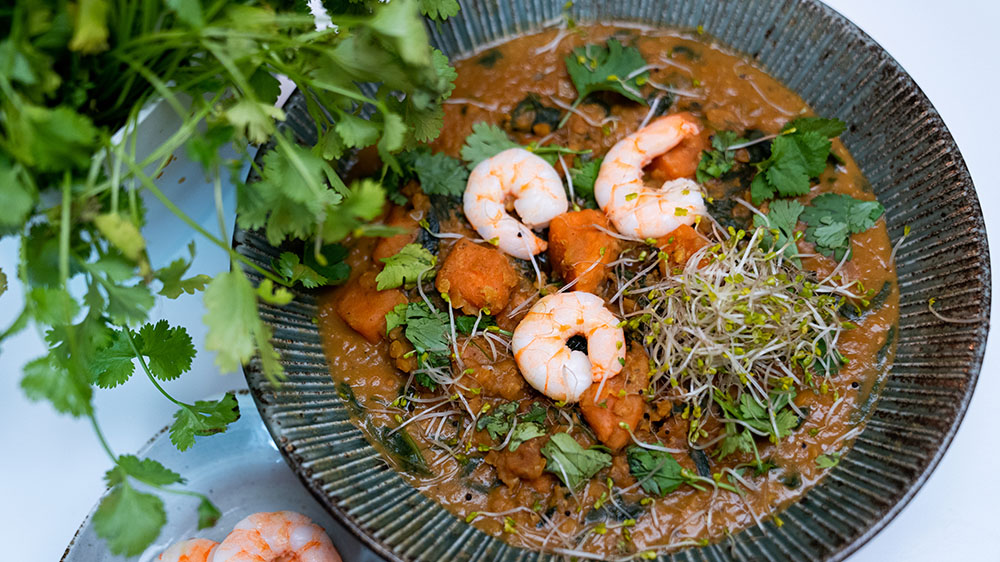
[[0, 0, 458, 555]]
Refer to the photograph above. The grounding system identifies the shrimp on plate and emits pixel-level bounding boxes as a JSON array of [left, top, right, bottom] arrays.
[[464, 147, 568, 260], [158, 538, 218, 562], [594, 114, 707, 239], [511, 292, 625, 402], [210, 511, 342, 562]]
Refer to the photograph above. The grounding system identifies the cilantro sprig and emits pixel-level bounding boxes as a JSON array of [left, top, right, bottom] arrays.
[[696, 131, 748, 183], [460, 122, 592, 170], [376, 244, 437, 290], [800, 193, 885, 260], [2, 0, 461, 555], [563, 39, 650, 123], [750, 117, 847, 204]]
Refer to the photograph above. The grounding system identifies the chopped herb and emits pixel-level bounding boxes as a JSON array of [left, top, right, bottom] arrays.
[[384, 302, 481, 369], [521, 401, 548, 423], [800, 193, 885, 260], [508, 422, 546, 451], [569, 156, 603, 208], [375, 244, 437, 290], [750, 117, 847, 204], [401, 149, 469, 198], [541, 433, 612, 490], [696, 131, 747, 183], [564, 39, 650, 108], [753, 199, 804, 266], [626, 447, 696, 496], [477, 401, 518, 439], [815, 451, 841, 469], [460, 123, 519, 169]]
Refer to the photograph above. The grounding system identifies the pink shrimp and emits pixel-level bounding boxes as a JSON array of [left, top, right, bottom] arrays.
[[594, 114, 707, 239], [511, 292, 626, 402], [210, 511, 341, 562], [463, 147, 569, 260], [158, 538, 218, 562]]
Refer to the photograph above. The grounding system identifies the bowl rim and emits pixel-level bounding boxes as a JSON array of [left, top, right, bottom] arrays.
[[239, 1, 992, 559]]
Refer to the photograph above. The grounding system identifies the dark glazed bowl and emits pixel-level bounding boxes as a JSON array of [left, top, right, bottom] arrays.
[[235, 1, 990, 560]]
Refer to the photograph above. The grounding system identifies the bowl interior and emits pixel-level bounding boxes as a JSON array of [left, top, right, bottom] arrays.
[[237, 1, 990, 560]]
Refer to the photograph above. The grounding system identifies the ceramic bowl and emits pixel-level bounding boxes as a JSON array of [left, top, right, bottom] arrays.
[[236, 1, 990, 560]]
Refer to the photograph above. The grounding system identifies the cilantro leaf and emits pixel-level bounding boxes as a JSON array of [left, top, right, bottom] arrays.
[[137, 321, 195, 381], [753, 199, 804, 265], [569, 156, 602, 207], [113, 455, 185, 486], [0, 154, 37, 234], [303, 244, 350, 286], [6, 104, 99, 172], [716, 425, 757, 459], [384, 302, 481, 365], [236, 139, 342, 247], [460, 122, 519, 169], [626, 447, 692, 496], [197, 497, 222, 529], [202, 270, 282, 381], [103, 281, 155, 326], [398, 303, 450, 355], [93, 482, 165, 556], [476, 402, 518, 440], [256, 279, 294, 306], [404, 150, 469, 197], [385, 303, 408, 335], [565, 39, 649, 105], [751, 117, 846, 204], [92, 330, 136, 388], [508, 422, 545, 451], [21, 355, 92, 417], [320, 179, 387, 242], [419, 0, 460, 20], [169, 392, 241, 451], [520, 402, 548, 424], [541, 433, 612, 490], [800, 193, 885, 260], [274, 252, 327, 288], [376, 244, 437, 290], [156, 243, 211, 299], [816, 451, 842, 469], [696, 131, 747, 183], [0, 267, 6, 298], [783, 117, 846, 138]]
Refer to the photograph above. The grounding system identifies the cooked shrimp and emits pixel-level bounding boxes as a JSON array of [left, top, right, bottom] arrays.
[[159, 539, 218, 562], [211, 511, 342, 562], [464, 147, 568, 260], [511, 292, 625, 402], [594, 114, 707, 239]]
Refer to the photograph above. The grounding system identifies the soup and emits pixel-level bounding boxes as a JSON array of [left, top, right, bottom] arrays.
[[318, 24, 897, 559]]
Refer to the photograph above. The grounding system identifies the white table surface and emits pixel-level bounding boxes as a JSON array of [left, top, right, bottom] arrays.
[[2, 1, 998, 560]]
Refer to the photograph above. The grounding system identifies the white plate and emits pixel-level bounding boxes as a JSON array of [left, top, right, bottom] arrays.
[[61, 391, 382, 561]]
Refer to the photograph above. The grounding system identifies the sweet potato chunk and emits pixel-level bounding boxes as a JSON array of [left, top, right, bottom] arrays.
[[335, 270, 407, 343], [436, 239, 519, 315], [547, 210, 620, 293], [372, 205, 420, 263], [579, 344, 650, 450], [648, 112, 708, 182], [657, 224, 709, 276]]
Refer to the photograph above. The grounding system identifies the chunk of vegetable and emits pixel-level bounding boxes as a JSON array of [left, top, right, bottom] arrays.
[[579, 344, 650, 450], [436, 239, 519, 314], [547, 210, 620, 293], [335, 270, 407, 343]]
